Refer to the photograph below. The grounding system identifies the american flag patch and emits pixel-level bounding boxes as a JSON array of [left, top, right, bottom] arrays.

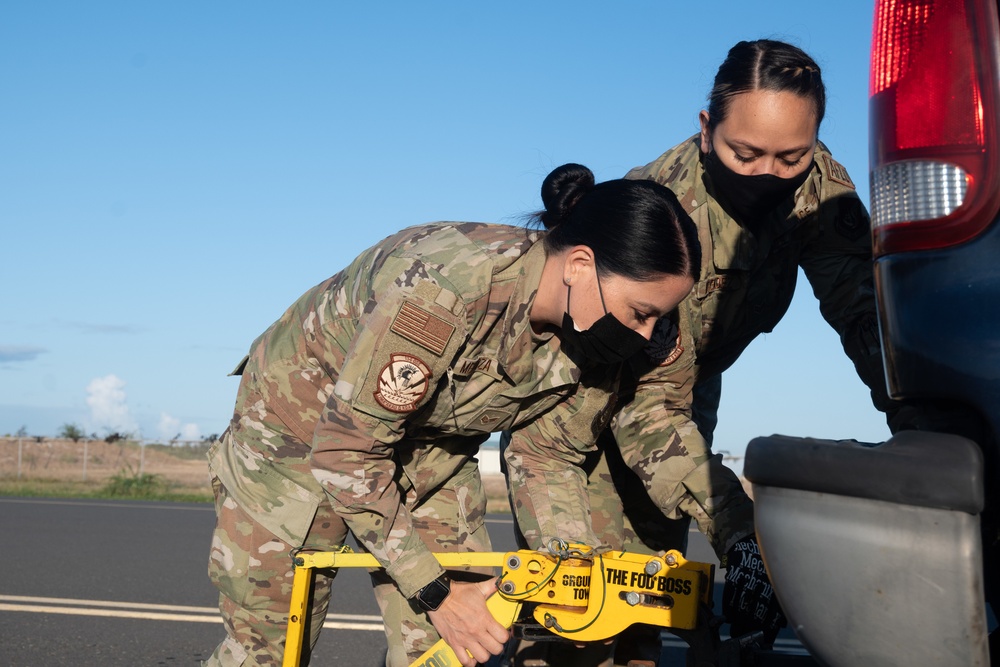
[[390, 302, 455, 356]]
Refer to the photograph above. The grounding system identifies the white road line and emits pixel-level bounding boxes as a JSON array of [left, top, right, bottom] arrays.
[[0, 595, 378, 621], [0, 595, 215, 613], [0, 603, 225, 623], [0, 595, 384, 630], [0, 599, 806, 648]]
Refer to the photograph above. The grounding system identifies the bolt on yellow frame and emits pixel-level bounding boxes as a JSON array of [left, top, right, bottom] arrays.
[[282, 545, 714, 667]]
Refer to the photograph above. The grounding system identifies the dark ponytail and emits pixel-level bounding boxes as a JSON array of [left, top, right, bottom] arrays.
[[533, 163, 700, 281]]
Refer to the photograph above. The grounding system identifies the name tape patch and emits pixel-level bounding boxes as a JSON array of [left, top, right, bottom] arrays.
[[823, 154, 855, 189]]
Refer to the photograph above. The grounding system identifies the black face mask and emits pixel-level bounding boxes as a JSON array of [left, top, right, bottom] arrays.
[[703, 148, 812, 229], [560, 277, 648, 365]]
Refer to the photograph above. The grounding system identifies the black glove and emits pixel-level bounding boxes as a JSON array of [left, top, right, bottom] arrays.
[[722, 535, 786, 644]]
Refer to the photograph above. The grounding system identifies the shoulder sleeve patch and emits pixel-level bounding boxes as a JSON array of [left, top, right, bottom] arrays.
[[645, 313, 684, 367], [823, 154, 856, 190], [834, 197, 871, 242], [390, 302, 456, 356], [373, 353, 432, 413]]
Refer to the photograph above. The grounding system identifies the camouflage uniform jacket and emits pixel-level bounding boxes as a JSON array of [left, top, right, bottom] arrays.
[[208, 222, 620, 597], [613, 135, 893, 557]]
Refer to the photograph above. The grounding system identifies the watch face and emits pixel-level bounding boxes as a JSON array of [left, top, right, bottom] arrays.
[[415, 575, 451, 612]]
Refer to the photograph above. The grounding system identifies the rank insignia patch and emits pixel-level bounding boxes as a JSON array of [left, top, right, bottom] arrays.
[[475, 409, 511, 429], [390, 302, 455, 356], [374, 354, 431, 413]]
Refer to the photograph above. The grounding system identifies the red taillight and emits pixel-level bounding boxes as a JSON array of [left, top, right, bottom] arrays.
[[869, 0, 1000, 256]]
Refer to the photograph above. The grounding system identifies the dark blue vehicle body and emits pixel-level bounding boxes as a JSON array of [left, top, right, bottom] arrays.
[[875, 220, 1000, 445]]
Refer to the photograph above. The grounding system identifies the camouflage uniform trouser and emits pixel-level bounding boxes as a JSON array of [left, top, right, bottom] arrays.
[[204, 458, 493, 667]]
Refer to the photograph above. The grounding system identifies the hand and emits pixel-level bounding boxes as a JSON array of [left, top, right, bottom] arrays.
[[427, 578, 509, 666], [722, 535, 786, 645]]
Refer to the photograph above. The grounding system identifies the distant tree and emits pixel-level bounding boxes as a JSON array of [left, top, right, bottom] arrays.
[[105, 432, 125, 443], [203, 433, 220, 443], [59, 423, 86, 442], [16, 426, 28, 438]]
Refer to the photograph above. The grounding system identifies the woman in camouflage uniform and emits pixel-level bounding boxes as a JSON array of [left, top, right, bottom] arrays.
[[203, 163, 700, 667], [507, 39, 915, 664]]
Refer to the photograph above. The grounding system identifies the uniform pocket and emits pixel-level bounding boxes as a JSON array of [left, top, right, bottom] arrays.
[[410, 458, 490, 555], [207, 477, 290, 608], [208, 433, 323, 547], [452, 461, 487, 535]]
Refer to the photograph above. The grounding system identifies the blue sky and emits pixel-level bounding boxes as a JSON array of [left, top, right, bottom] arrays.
[[1, 1, 887, 464]]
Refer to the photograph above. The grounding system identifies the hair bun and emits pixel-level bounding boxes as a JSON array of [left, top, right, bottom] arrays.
[[539, 163, 595, 229]]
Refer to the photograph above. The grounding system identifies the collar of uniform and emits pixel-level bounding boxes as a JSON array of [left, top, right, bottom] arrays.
[[684, 141, 758, 273], [693, 139, 821, 271], [710, 140, 826, 252], [787, 143, 829, 225], [496, 242, 581, 391]]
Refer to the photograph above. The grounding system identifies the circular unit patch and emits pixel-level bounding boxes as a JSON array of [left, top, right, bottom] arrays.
[[374, 353, 432, 413], [646, 316, 684, 367]]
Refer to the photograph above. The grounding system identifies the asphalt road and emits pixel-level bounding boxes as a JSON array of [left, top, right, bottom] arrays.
[[3, 497, 438, 666], [0, 497, 804, 666]]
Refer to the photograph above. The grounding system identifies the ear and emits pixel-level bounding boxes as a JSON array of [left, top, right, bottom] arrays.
[[698, 110, 712, 154], [563, 245, 596, 286]]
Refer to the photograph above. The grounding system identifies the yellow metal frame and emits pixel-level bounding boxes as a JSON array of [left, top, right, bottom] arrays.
[[282, 545, 714, 667]]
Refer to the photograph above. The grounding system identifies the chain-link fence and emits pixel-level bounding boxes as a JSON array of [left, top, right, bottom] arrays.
[[0, 437, 211, 492]]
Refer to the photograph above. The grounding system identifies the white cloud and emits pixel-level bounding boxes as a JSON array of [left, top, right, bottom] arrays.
[[159, 412, 201, 442], [158, 412, 179, 440], [86, 375, 138, 436]]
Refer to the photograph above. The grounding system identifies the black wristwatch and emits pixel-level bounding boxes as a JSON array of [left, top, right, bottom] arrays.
[[413, 573, 452, 612]]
